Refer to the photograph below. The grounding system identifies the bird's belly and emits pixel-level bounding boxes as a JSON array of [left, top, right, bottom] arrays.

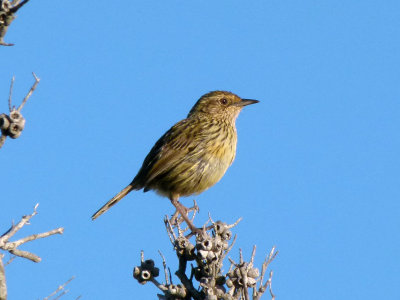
[[153, 145, 235, 197], [193, 155, 231, 193]]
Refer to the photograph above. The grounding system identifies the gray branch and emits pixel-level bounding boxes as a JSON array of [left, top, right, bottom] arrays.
[[0, 73, 40, 149], [0, 254, 6, 300], [43, 276, 76, 300], [0, 0, 32, 46], [0, 204, 64, 300], [134, 212, 277, 299]]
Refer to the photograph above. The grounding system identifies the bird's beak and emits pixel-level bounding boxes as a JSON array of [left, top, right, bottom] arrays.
[[233, 99, 260, 107]]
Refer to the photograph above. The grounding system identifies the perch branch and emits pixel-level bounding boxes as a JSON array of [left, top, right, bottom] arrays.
[[139, 211, 277, 300]]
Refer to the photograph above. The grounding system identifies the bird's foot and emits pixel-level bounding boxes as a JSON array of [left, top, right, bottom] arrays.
[[170, 200, 200, 234]]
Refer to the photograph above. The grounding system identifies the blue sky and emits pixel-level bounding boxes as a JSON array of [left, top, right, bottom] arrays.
[[1, 1, 399, 299]]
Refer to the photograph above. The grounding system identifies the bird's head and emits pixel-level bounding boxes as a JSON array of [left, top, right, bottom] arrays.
[[187, 91, 259, 122]]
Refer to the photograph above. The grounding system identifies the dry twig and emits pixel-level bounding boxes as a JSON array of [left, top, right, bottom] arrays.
[[0, 204, 64, 300], [43, 276, 75, 300], [0, 254, 6, 300], [0, 72, 40, 148], [0, 0, 32, 46], [0, 204, 64, 262], [135, 212, 276, 299]]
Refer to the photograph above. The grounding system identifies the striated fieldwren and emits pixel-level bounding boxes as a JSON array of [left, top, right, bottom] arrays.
[[92, 91, 259, 230]]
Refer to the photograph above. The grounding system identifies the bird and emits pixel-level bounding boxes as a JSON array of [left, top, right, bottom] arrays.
[[92, 91, 259, 230]]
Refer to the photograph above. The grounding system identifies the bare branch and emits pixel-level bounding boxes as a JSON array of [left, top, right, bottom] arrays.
[[226, 217, 243, 229], [4, 255, 15, 266], [8, 76, 14, 112], [17, 72, 40, 112], [175, 257, 202, 300], [12, 227, 64, 248], [0, 135, 6, 148], [0, 203, 39, 243], [269, 271, 275, 300], [164, 216, 177, 246], [9, 248, 41, 262], [9, 0, 30, 13], [0, 0, 32, 45], [240, 265, 250, 300], [0, 255, 6, 300], [150, 277, 168, 293], [140, 250, 144, 263], [1, 73, 40, 148], [53, 289, 68, 300], [43, 276, 75, 300], [158, 250, 169, 285], [254, 246, 278, 300], [249, 245, 256, 267], [220, 233, 237, 263], [0, 204, 64, 264], [140, 211, 277, 299]]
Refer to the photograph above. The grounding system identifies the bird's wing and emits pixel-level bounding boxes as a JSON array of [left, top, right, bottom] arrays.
[[132, 118, 206, 187]]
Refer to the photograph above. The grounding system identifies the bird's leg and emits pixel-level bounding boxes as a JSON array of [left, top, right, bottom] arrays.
[[170, 195, 199, 233], [170, 210, 181, 225], [171, 200, 199, 226]]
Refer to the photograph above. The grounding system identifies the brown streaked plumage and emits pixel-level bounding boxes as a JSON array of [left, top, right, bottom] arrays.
[[92, 91, 259, 228]]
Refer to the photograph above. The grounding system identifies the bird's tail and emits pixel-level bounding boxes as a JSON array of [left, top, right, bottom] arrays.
[[92, 184, 135, 220]]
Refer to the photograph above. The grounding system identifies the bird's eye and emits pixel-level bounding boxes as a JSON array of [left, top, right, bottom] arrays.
[[220, 98, 228, 105]]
